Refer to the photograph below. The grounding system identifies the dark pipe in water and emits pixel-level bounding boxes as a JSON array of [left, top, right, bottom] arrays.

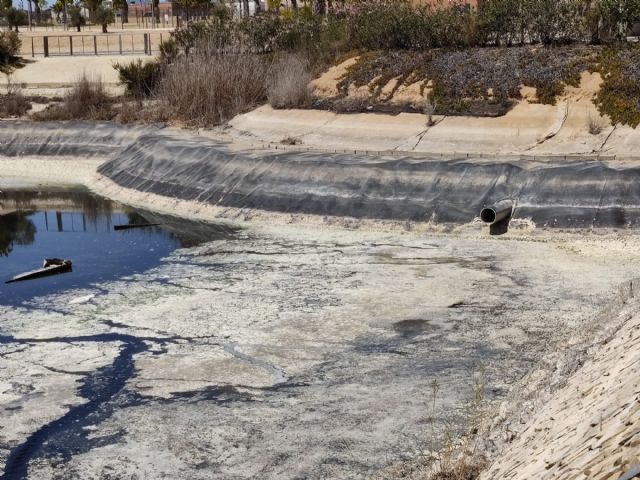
[[480, 199, 514, 225]]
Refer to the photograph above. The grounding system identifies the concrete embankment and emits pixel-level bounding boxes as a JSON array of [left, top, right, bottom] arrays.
[[228, 101, 640, 158]]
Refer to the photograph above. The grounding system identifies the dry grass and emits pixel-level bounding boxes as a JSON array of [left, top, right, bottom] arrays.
[[429, 448, 488, 480], [373, 372, 490, 480], [33, 74, 114, 121], [0, 83, 31, 118], [280, 135, 302, 145], [331, 92, 371, 113], [428, 375, 488, 480], [116, 101, 141, 124], [588, 115, 605, 135], [267, 54, 313, 109], [157, 53, 267, 127]]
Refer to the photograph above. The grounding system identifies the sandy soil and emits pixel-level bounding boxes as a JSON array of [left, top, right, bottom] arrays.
[[1, 55, 151, 96], [0, 157, 102, 187]]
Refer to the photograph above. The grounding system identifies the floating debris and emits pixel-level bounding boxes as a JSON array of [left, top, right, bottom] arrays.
[[6, 259, 72, 284], [114, 223, 161, 231]]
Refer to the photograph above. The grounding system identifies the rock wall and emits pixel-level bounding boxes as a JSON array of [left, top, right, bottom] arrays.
[[480, 287, 640, 480]]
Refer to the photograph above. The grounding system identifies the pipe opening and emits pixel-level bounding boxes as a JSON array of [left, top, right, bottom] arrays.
[[480, 208, 497, 224]]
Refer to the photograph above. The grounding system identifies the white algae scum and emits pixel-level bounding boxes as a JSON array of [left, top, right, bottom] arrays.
[[1, 225, 640, 479]]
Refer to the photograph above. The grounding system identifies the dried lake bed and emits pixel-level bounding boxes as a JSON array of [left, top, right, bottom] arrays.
[[1, 189, 639, 478]]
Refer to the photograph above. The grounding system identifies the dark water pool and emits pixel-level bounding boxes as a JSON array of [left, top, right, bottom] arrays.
[[0, 188, 233, 306]]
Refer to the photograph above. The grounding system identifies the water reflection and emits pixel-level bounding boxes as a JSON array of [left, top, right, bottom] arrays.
[[0, 212, 36, 257], [1, 189, 114, 223], [0, 188, 236, 306]]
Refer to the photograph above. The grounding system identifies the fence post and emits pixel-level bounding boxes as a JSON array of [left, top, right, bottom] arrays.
[[143, 33, 149, 54], [119, 34, 122, 55], [31, 37, 34, 57], [69, 36, 73, 55], [43, 36, 49, 57], [94, 35, 97, 55]]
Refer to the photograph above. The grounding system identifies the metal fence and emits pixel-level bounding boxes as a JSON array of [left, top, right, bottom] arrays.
[[22, 32, 167, 57]]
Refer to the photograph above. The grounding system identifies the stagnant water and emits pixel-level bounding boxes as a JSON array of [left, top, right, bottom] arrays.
[[0, 188, 239, 479], [0, 188, 234, 306]]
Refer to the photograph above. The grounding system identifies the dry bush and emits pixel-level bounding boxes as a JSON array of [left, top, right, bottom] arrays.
[[33, 74, 114, 121], [116, 101, 140, 124], [588, 115, 605, 135], [425, 372, 489, 480], [430, 456, 488, 480], [331, 93, 371, 113], [0, 83, 31, 117], [157, 53, 267, 127], [267, 54, 312, 109], [280, 135, 301, 145]]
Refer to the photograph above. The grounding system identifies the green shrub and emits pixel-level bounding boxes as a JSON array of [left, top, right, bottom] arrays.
[[114, 59, 162, 98], [347, 3, 442, 50], [596, 46, 640, 127], [335, 46, 601, 116], [163, 0, 640, 66], [94, 5, 115, 33], [0, 31, 21, 65], [159, 37, 179, 63]]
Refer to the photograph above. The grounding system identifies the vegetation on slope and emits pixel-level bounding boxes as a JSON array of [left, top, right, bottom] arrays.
[[107, 0, 640, 126], [19, 0, 640, 130]]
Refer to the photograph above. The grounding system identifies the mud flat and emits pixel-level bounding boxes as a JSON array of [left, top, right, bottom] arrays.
[[1, 121, 640, 478]]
